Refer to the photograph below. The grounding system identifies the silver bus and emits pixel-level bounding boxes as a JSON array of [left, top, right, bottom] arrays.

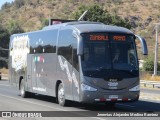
[[9, 21, 148, 106]]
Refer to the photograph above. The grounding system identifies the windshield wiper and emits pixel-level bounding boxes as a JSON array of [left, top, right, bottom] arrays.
[[95, 66, 110, 71], [121, 70, 138, 76], [87, 67, 110, 77]]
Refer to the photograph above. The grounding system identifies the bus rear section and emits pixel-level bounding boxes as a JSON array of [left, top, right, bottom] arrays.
[[78, 33, 142, 104]]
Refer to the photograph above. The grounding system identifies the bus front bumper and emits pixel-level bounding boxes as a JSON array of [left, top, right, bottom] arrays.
[[80, 91, 139, 104]]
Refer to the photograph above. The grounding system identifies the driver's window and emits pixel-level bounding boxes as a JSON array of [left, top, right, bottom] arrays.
[[128, 49, 136, 66]]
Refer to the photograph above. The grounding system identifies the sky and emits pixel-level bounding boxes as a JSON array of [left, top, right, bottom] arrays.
[[0, 0, 14, 8]]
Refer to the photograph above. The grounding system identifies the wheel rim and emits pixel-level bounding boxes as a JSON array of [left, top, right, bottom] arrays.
[[58, 86, 64, 104]]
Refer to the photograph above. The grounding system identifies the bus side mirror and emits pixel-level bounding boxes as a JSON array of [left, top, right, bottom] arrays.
[[135, 35, 148, 55]]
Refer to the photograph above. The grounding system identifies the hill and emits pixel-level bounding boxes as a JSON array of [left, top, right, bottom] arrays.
[[0, 0, 160, 58]]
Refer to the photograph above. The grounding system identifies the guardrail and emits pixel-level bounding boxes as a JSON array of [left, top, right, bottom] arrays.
[[1, 74, 160, 89], [140, 80, 160, 89], [0, 74, 8, 80]]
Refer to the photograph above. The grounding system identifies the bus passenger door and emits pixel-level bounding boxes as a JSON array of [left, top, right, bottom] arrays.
[[31, 55, 37, 92], [26, 55, 37, 92]]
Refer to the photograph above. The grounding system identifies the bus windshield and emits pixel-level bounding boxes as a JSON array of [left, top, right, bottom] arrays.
[[81, 33, 138, 79]]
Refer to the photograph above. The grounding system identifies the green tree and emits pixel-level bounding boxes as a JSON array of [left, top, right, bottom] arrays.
[[72, 4, 131, 29], [40, 18, 49, 28], [14, 0, 25, 8], [143, 56, 160, 71], [1, 2, 12, 10], [7, 20, 24, 34], [0, 25, 10, 68]]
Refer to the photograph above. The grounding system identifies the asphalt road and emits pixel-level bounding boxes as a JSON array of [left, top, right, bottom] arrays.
[[0, 80, 160, 120], [141, 88, 160, 95]]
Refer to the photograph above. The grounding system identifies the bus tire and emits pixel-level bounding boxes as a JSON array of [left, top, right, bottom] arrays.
[[20, 79, 30, 98], [58, 83, 67, 106]]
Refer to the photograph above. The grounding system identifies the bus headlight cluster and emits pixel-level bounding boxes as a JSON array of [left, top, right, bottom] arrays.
[[81, 83, 97, 91], [129, 85, 140, 91]]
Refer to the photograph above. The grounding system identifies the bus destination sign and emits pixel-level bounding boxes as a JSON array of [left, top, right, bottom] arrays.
[[113, 36, 126, 41], [90, 35, 109, 41]]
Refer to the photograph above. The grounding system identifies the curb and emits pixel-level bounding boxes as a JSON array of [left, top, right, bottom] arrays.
[[140, 80, 160, 89]]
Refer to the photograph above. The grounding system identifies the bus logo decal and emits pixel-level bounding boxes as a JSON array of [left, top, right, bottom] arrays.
[[33, 87, 46, 92], [10, 35, 30, 71], [58, 56, 79, 94], [108, 82, 118, 87]]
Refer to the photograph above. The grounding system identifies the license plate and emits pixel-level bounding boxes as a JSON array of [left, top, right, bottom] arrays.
[[109, 95, 118, 99]]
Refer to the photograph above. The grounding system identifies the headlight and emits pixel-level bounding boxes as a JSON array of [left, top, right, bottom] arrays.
[[129, 85, 140, 91], [81, 83, 97, 91]]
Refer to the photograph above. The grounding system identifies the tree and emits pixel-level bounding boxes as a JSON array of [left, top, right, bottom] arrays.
[[40, 18, 49, 28], [7, 20, 24, 34], [14, 0, 25, 8], [0, 25, 10, 68], [0, 21, 24, 69], [143, 56, 160, 71], [72, 4, 131, 29], [1, 2, 11, 10]]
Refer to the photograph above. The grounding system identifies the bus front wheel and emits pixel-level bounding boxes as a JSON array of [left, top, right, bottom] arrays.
[[58, 83, 67, 106]]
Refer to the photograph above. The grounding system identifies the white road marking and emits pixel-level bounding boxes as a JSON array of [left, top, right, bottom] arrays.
[[0, 93, 65, 111], [92, 117, 106, 120], [0, 93, 106, 120], [0, 84, 10, 87]]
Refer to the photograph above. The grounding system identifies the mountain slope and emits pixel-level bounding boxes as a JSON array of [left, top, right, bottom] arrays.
[[0, 0, 160, 57]]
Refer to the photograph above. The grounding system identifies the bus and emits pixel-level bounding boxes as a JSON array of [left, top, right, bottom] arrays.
[[9, 21, 148, 106]]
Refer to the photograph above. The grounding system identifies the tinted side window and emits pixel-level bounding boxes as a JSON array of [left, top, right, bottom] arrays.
[[58, 29, 72, 64], [58, 29, 79, 71], [30, 29, 58, 53]]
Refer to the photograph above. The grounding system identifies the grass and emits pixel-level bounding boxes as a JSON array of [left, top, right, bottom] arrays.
[[141, 73, 160, 81], [0, 68, 8, 74]]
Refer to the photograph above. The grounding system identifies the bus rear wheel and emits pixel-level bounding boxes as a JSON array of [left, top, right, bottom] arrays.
[[20, 79, 30, 98], [58, 83, 67, 106]]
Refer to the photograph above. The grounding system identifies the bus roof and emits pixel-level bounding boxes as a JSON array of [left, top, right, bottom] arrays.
[[43, 21, 134, 35]]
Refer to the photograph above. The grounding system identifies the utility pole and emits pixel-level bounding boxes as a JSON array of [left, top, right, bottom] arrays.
[[49, 15, 51, 26], [153, 23, 159, 76]]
